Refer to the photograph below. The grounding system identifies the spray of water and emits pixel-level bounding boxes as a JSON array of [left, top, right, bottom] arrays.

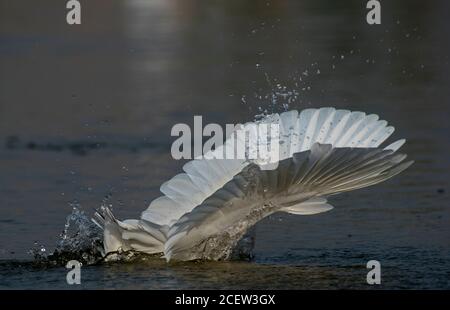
[[29, 201, 103, 266], [29, 198, 161, 266]]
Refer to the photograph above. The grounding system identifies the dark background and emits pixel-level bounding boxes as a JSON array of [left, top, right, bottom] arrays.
[[0, 0, 449, 288]]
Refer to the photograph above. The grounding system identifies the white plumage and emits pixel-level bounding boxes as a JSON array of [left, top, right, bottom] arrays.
[[92, 107, 413, 262]]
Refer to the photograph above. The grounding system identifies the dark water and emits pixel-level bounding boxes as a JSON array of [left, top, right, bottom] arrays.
[[1, 0, 449, 289]]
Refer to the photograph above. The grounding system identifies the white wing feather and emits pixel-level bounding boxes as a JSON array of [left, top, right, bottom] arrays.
[[95, 107, 409, 259], [164, 143, 412, 261], [144, 108, 395, 224]]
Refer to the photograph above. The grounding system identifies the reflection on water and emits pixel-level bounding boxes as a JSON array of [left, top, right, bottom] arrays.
[[1, 247, 449, 289], [0, 0, 449, 288]]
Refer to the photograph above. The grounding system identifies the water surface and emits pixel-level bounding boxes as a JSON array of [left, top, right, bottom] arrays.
[[0, 0, 449, 289]]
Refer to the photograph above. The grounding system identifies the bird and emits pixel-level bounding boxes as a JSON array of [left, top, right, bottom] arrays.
[[92, 107, 413, 262]]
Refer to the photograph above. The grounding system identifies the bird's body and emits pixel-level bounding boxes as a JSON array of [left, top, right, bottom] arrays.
[[93, 107, 413, 262]]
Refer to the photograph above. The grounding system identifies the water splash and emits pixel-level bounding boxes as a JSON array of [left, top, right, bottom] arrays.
[[29, 199, 162, 266], [30, 201, 104, 266], [252, 73, 300, 120]]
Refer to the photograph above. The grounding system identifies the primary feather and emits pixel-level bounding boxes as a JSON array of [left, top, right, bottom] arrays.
[[93, 107, 412, 261]]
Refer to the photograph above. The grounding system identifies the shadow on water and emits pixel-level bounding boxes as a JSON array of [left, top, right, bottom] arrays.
[[4, 135, 169, 156]]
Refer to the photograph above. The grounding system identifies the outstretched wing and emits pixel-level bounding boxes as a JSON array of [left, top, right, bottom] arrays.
[[164, 143, 413, 261], [141, 108, 399, 227], [95, 107, 410, 258]]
